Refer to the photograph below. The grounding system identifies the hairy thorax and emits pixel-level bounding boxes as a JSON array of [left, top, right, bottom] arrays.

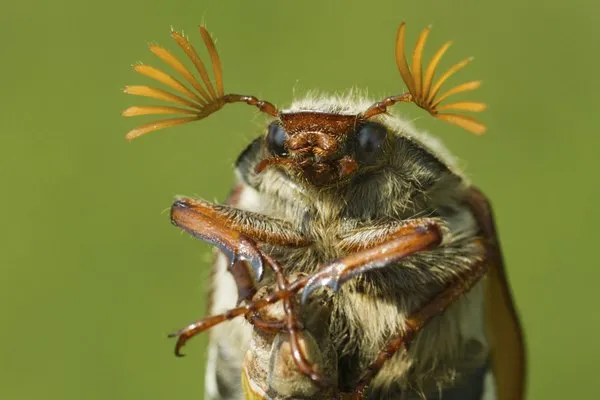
[[228, 166, 489, 398], [203, 110, 492, 398]]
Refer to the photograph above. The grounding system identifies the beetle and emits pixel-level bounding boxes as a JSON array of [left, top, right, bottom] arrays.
[[123, 22, 526, 400]]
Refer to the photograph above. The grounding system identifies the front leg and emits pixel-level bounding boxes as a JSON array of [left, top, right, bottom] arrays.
[[301, 219, 488, 397], [169, 196, 312, 344], [302, 218, 445, 302], [171, 197, 310, 282], [170, 206, 447, 398], [169, 196, 328, 391]]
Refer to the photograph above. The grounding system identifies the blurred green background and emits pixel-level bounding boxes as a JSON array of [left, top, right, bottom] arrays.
[[1, 0, 598, 399]]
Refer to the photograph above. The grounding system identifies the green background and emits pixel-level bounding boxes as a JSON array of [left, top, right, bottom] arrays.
[[1, 0, 598, 398]]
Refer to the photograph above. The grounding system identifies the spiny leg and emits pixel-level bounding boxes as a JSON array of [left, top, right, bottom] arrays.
[[170, 195, 322, 383], [222, 185, 287, 331], [168, 276, 306, 356], [301, 219, 443, 303], [169, 217, 442, 373], [246, 313, 286, 333], [170, 195, 314, 367], [345, 241, 488, 398], [261, 253, 325, 384], [168, 197, 311, 356], [171, 197, 310, 284]]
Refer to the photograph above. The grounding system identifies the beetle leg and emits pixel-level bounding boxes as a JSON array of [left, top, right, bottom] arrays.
[[262, 253, 326, 384], [168, 275, 306, 356], [169, 199, 318, 374], [169, 214, 443, 383], [246, 312, 286, 333], [171, 197, 311, 282], [170, 195, 314, 355], [347, 243, 488, 398], [301, 219, 443, 303]]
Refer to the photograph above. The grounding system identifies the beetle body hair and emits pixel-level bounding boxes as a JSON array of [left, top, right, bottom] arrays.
[[205, 93, 493, 399]]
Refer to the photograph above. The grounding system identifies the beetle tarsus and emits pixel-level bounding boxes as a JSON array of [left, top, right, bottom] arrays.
[[301, 265, 343, 304]]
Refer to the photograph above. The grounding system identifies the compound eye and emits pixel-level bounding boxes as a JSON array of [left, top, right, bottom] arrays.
[[266, 121, 288, 157], [356, 122, 387, 163]]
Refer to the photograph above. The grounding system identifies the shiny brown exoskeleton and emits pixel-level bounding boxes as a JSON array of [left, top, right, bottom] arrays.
[[123, 23, 526, 400]]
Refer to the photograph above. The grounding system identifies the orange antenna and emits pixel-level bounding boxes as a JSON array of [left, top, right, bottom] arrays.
[[123, 27, 278, 141], [361, 22, 487, 135]]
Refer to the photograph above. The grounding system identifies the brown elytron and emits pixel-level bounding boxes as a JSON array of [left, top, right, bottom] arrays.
[[124, 22, 524, 400]]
